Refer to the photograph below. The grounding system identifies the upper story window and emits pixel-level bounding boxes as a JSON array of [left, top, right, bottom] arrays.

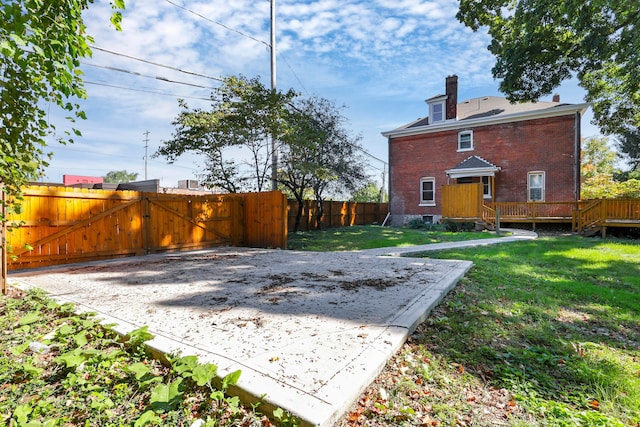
[[419, 177, 436, 206], [458, 130, 473, 151], [528, 171, 545, 201], [430, 102, 445, 123]]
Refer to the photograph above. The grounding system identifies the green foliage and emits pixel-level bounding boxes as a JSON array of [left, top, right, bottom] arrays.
[[616, 128, 640, 172], [155, 75, 297, 193], [351, 181, 385, 203], [0, 289, 267, 426], [457, 0, 640, 135], [0, 0, 124, 224], [443, 220, 475, 232], [103, 169, 139, 183], [280, 96, 368, 230]]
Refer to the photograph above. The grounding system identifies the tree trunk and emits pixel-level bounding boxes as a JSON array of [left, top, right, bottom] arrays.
[[315, 198, 324, 230], [293, 196, 304, 232]]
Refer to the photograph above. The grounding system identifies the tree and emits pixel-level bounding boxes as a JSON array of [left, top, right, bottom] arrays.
[[351, 182, 384, 203], [616, 128, 640, 172], [1, 0, 124, 223], [301, 98, 368, 229], [580, 136, 617, 198], [457, 0, 640, 135], [155, 76, 296, 192], [104, 170, 139, 184]]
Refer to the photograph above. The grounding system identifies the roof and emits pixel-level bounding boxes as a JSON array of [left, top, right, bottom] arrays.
[[383, 96, 590, 138], [449, 155, 499, 171], [446, 155, 501, 178]]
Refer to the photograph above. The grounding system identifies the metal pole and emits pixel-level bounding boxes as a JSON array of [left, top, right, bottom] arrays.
[[270, 0, 278, 191]]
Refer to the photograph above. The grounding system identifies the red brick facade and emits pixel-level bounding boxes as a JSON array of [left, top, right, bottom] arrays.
[[387, 113, 582, 225]]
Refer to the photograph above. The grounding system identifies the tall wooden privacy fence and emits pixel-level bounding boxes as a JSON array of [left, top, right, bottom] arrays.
[[287, 200, 388, 231], [3, 186, 287, 272]]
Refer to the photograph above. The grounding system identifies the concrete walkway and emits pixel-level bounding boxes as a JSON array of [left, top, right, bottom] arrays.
[[359, 227, 538, 257], [9, 228, 536, 427]]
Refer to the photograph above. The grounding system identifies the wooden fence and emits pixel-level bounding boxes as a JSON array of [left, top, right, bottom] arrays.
[[2, 186, 287, 275], [441, 183, 483, 219], [287, 200, 388, 231]]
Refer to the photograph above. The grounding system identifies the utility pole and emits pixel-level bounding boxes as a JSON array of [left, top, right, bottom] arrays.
[[143, 131, 150, 180], [270, 0, 278, 191]]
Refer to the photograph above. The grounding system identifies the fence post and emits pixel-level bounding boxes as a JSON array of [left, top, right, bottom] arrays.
[[141, 194, 152, 254], [495, 208, 501, 237]]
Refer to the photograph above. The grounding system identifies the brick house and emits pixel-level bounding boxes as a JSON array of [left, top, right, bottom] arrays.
[[383, 76, 589, 225]]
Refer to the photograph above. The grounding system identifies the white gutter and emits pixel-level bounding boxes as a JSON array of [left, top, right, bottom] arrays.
[[382, 102, 590, 138]]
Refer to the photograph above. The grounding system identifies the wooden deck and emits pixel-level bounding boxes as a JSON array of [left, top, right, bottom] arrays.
[[442, 189, 640, 235]]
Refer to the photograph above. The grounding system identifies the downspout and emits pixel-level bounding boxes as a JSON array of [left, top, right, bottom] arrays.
[[574, 112, 581, 201]]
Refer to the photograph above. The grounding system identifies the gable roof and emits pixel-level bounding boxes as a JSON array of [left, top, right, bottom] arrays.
[[446, 155, 501, 178], [384, 96, 589, 138]]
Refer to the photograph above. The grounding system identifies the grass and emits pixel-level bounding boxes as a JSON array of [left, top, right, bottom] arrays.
[[287, 224, 495, 251], [336, 234, 640, 426], [0, 289, 296, 427]]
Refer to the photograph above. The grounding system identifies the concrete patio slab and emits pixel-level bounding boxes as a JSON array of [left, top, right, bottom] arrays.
[[9, 248, 472, 427]]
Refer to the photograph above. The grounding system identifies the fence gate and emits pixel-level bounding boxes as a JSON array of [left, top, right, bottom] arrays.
[[441, 183, 483, 220], [4, 186, 286, 271]]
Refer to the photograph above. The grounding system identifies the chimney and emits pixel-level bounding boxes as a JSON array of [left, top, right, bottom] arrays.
[[445, 75, 458, 120], [553, 93, 560, 102]]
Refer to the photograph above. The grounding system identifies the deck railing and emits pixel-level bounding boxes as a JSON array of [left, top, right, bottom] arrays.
[[488, 201, 580, 221]]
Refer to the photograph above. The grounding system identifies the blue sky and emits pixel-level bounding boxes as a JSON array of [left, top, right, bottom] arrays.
[[42, 0, 600, 188]]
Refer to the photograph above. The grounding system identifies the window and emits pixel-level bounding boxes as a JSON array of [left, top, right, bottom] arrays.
[[420, 177, 436, 205], [422, 215, 434, 224], [482, 176, 491, 198], [528, 172, 545, 201], [458, 130, 473, 151], [430, 102, 444, 123]]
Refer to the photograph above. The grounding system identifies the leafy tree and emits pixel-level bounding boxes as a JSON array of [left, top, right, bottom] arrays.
[[155, 76, 296, 192], [580, 136, 617, 198], [457, 0, 640, 135], [302, 98, 368, 229], [1, 0, 124, 223], [616, 128, 640, 172], [351, 181, 385, 203], [104, 170, 139, 184]]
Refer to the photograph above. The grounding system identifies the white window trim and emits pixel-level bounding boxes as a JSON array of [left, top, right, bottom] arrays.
[[458, 130, 474, 152], [430, 101, 445, 123], [527, 171, 545, 201], [419, 177, 436, 206], [482, 176, 491, 199]]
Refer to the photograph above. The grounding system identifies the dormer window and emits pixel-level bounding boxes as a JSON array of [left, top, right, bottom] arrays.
[[430, 101, 445, 123], [425, 94, 447, 124]]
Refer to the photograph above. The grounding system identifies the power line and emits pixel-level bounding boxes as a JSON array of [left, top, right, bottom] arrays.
[[164, 0, 270, 48], [81, 62, 217, 89], [90, 45, 224, 82], [163, 0, 311, 98], [84, 80, 212, 101]]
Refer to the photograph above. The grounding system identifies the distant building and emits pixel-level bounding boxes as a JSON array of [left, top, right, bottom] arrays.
[[63, 174, 104, 186]]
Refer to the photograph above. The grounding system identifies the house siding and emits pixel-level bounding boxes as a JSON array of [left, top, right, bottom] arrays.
[[389, 114, 579, 225]]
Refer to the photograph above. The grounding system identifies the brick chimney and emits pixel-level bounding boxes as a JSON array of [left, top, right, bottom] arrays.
[[553, 93, 560, 102], [445, 75, 458, 120]]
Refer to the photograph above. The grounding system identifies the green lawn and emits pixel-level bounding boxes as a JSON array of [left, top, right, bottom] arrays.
[[0, 290, 282, 427], [338, 235, 640, 426], [287, 224, 495, 251]]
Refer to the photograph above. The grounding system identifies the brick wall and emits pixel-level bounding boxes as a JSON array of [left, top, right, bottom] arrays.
[[389, 114, 579, 225]]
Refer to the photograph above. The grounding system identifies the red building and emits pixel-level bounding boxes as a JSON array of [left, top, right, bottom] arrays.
[[63, 174, 104, 186], [383, 76, 589, 225]]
